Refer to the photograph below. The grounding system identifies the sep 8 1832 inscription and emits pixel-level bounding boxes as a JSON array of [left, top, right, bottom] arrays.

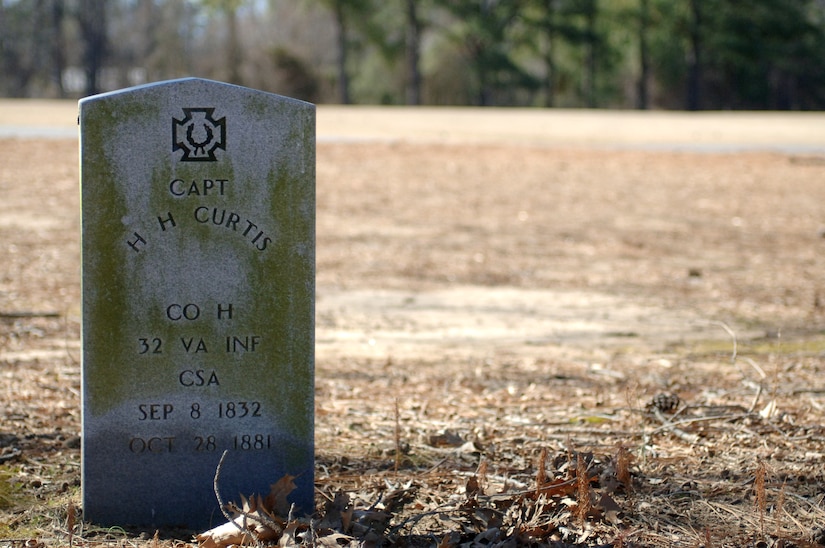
[[80, 78, 315, 529]]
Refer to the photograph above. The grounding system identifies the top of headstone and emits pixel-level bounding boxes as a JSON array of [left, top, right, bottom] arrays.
[[80, 77, 315, 108]]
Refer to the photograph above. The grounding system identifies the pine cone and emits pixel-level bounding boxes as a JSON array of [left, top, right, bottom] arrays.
[[647, 392, 681, 413]]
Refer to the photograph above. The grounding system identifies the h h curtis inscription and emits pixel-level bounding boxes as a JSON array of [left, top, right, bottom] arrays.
[[80, 78, 315, 529], [129, 185, 274, 253]]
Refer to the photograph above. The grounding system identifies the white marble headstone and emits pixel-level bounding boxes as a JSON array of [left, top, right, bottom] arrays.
[[79, 78, 315, 528]]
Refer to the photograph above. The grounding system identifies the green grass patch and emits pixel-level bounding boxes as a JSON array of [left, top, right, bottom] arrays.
[[672, 333, 825, 358], [0, 466, 28, 510], [0, 466, 35, 537]]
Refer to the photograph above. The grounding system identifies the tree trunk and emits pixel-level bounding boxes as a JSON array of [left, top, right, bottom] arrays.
[[636, 0, 649, 109], [226, 5, 242, 84], [50, 0, 66, 97], [478, 63, 492, 106], [0, 1, 7, 96], [333, 0, 351, 104], [78, 0, 107, 96], [404, 0, 421, 105], [585, 1, 597, 108], [687, 0, 702, 110], [542, 0, 557, 108]]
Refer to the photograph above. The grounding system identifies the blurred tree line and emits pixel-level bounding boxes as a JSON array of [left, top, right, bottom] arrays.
[[2, 0, 825, 109]]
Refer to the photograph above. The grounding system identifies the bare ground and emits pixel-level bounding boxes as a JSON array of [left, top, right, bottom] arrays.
[[1, 106, 825, 547]]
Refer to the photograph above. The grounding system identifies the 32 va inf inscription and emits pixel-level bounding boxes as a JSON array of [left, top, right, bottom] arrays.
[[139, 334, 261, 356]]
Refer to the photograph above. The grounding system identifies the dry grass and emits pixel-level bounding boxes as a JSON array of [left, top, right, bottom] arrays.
[[1, 135, 825, 546]]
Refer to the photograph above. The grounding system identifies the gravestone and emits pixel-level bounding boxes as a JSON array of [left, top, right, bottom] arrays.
[[79, 78, 315, 529]]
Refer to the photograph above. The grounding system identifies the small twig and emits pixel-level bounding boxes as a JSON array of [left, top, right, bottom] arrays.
[[213, 450, 284, 539], [0, 311, 60, 318], [651, 408, 700, 444], [366, 490, 384, 512], [227, 501, 284, 534], [653, 410, 751, 431], [536, 447, 547, 494], [775, 480, 787, 537], [776, 496, 808, 531], [394, 398, 400, 475], [741, 356, 766, 380], [709, 320, 737, 365], [64, 311, 79, 366], [0, 447, 21, 463], [575, 453, 591, 525], [747, 382, 763, 414], [213, 450, 245, 534], [708, 320, 762, 379], [793, 388, 825, 395], [709, 321, 767, 412], [703, 500, 761, 528], [67, 501, 76, 547], [389, 507, 454, 536], [755, 460, 767, 537], [481, 477, 580, 502], [760, 417, 792, 440], [421, 457, 450, 474]]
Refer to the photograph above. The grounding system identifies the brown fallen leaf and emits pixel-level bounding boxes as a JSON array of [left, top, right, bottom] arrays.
[[277, 520, 304, 547], [465, 475, 482, 498], [197, 475, 293, 548], [597, 492, 623, 525], [314, 532, 356, 547], [437, 533, 455, 548], [196, 509, 281, 548], [264, 474, 298, 517], [317, 491, 353, 532]]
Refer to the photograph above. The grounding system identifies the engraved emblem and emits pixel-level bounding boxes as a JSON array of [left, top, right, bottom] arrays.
[[173, 108, 226, 162]]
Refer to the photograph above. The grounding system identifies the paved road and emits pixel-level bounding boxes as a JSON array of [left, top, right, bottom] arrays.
[[2, 99, 825, 152]]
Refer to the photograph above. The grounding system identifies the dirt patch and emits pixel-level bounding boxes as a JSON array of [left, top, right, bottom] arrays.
[[317, 286, 725, 363], [1, 107, 825, 546]]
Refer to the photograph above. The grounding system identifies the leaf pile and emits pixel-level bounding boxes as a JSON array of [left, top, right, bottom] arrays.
[[199, 446, 633, 548]]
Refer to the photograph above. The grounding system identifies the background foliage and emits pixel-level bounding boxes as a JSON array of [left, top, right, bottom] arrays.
[[2, 0, 825, 109]]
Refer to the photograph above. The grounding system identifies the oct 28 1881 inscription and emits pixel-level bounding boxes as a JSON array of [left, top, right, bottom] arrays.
[[79, 78, 315, 529]]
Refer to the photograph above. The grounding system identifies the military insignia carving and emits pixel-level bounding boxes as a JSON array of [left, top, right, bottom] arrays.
[[173, 108, 226, 162]]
